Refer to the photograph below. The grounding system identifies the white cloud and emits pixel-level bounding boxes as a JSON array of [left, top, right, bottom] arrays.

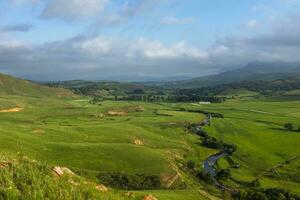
[[73, 36, 208, 60], [128, 38, 208, 60], [0, 35, 210, 80], [245, 19, 258, 28], [160, 17, 196, 25], [97, 0, 169, 27], [41, 0, 108, 21]]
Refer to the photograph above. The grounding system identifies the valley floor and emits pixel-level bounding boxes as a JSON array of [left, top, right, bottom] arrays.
[[0, 94, 300, 199]]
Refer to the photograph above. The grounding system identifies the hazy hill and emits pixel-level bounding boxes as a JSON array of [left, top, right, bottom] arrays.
[[163, 61, 300, 89]]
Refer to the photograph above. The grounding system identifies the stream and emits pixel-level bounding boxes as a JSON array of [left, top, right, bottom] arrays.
[[203, 152, 227, 178]]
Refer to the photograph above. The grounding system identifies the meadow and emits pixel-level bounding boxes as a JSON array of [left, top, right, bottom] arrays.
[[1, 74, 300, 199], [0, 93, 213, 199], [176, 98, 300, 194]]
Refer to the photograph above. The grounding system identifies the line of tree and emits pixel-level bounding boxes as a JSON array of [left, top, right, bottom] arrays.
[[185, 122, 236, 155], [116, 95, 225, 103], [232, 188, 300, 200], [97, 173, 161, 190], [179, 108, 224, 118]]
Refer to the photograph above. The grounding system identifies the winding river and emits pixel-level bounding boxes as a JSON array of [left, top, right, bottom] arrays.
[[203, 152, 228, 178]]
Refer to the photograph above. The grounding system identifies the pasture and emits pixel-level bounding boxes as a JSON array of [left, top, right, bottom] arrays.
[[0, 96, 212, 199], [1, 89, 300, 198], [177, 98, 300, 194]]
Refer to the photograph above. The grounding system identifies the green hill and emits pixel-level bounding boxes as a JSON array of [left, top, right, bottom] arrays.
[[0, 73, 73, 98], [0, 74, 212, 200], [2, 73, 300, 199]]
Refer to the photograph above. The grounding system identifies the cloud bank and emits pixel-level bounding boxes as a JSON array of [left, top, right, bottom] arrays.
[[1, 1, 300, 80]]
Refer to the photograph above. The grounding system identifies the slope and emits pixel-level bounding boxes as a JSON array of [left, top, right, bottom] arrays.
[[0, 73, 73, 98]]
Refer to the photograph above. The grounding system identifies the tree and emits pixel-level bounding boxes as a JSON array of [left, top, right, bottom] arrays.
[[284, 123, 293, 131], [250, 179, 261, 187], [187, 160, 196, 170], [217, 169, 231, 180], [298, 126, 300, 132]]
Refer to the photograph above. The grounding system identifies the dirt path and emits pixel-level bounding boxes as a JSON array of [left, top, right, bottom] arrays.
[[0, 107, 24, 113]]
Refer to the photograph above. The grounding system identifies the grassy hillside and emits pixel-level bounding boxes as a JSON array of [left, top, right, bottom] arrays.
[[0, 99, 206, 177], [0, 73, 73, 98], [0, 153, 209, 200], [177, 98, 300, 195], [0, 75, 213, 199], [2, 73, 300, 199]]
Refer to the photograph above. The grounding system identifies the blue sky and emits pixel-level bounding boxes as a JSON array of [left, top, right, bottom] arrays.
[[0, 0, 300, 80]]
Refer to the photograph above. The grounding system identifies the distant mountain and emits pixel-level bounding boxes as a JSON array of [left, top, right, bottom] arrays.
[[163, 61, 300, 89], [0, 73, 73, 98], [187, 74, 300, 96]]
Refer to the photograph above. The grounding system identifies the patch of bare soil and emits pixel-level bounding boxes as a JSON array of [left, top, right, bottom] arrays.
[[133, 138, 144, 145], [0, 107, 24, 113], [143, 195, 158, 200], [107, 111, 128, 116], [32, 129, 45, 134]]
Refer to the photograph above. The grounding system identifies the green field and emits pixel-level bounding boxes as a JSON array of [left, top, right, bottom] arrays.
[[178, 99, 300, 194], [0, 92, 213, 199], [1, 74, 300, 199]]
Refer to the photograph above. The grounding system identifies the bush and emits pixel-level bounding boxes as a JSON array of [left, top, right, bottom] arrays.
[[187, 160, 196, 170], [217, 169, 231, 180], [196, 171, 215, 184], [250, 179, 261, 187], [202, 136, 223, 149], [264, 188, 299, 200], [97, 173, 161, 190], [223, 144, 237, 154], [233, 188, 300, 200], [233, 190, 267, 200], [284, 123, 294, 131]]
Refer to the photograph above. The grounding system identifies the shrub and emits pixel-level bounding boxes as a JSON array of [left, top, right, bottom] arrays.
[[250, 179, 261, 187], [232, 188, 300, 200], [217, 169, 231, 180], [196, 171, 215, 184], [202, 136, 223, 149], [284, 123, 294, 131], [233, 190, 267, 200], [223, 144, 237, 154], [97, 173, 161, 190], [187, 160, 196, 170]]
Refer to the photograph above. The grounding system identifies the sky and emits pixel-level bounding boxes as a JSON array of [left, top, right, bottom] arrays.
[[0, 0, 300, 81]]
